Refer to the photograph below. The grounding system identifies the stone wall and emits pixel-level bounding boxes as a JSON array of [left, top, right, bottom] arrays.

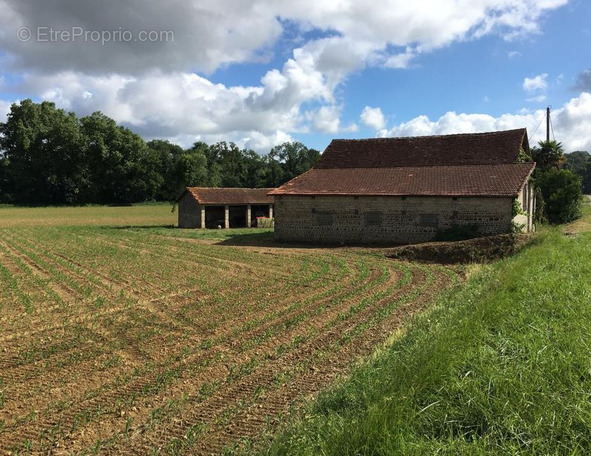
[[274, 195, 515, 244], [514, 181, 536, 232], [178, 192, 201, 228]]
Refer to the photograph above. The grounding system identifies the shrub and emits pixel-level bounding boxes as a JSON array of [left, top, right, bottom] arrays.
[[256, 216, 274, 228], [536, 169, 583, 224]]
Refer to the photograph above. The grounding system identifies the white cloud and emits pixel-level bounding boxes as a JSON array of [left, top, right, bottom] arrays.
[[312, 105, 341, 134], [381, 92, 591, 152], [0, 99, 11, 121], [508, 50, 522, 58], [554, 92, 591, 151], [0, 0, 568, 75], [6, 66, 330, 151], [575, 69, 591, 91], [360, 106, 386, 130], [0, 0, 570, 149], [242, 130, 295, 152], [526, 95, 547, 103], [523, 73, 548, 92]]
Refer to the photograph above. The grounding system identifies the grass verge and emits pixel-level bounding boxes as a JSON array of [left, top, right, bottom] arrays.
[[262, 224, 591, 455]]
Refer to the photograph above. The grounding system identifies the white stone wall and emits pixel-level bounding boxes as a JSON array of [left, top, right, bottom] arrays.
[[274, 195, 514, 244], [514, 180, 536, 232]]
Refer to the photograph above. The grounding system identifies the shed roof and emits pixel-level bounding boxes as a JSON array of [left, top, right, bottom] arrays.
[[269, 163, 535, 197], [183, 187, 275, 205], [316, 129, 529, 169]]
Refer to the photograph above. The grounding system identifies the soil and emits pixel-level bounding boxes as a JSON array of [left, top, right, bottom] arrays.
[[0, 227, 457, 456], [383, 233, 533, 264]]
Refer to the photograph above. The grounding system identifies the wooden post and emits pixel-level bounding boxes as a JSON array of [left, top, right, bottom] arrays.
[[269, 205, 273, 219], [246, 205, 252, 228], [200, 205, 206, 229], [546, 106, 550, 143], [224, 205, 230, 229]]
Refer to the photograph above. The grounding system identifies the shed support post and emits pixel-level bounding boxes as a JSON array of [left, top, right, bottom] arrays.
[[528, 182, 535, 232], [246, 205, 252, 228], [200, 205, 206, 229], [224, 205, 230, 229], [269, 205, 273, 219]]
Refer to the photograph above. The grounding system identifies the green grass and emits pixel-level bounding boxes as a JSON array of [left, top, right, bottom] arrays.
[[264, 225, 591, 455], [0, 203, 176, 227]]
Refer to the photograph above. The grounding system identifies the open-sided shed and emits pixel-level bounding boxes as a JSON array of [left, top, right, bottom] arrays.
[[178, 187, 274, 229]]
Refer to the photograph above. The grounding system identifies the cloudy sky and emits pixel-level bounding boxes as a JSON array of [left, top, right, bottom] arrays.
[[0, 0, 589, 153]]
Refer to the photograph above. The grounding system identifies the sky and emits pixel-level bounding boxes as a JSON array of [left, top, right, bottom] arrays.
[[0, 0, 589, 154]]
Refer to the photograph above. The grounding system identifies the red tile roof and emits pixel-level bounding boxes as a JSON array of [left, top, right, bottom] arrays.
[[269, 164, 535, 197], [184, 187, 274, 205], [316, 129, 529, 169]]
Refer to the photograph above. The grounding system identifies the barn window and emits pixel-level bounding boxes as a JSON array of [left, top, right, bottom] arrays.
[[317, 213, 334, 226], [419, 213, 439, 228], [364, 211, 383, 226]]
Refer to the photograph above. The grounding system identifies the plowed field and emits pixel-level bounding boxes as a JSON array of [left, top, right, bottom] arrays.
[[0, 221, 457, 455]]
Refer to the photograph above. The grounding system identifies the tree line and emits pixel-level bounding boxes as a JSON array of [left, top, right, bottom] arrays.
[[564, 150, 591, 194], [0, 100, 320, 205]]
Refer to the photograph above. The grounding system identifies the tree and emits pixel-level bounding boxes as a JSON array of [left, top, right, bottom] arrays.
[[0, 99, 89, 205], [80, 112, 158, 204], [584, 161, 591, 194], [0, 155, 11, 203], [147, 140, 185, 201], [564, 151, 591, 193], [243, 149, 267, 188], [536, 169, 583, 224], [170, 146, 208, 198], [530, 140, 567, 172], [268, 142, 321, 184], [206, 142, 249, 187]]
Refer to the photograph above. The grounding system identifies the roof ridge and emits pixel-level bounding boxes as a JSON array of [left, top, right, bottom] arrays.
[[328, 128, 526, 143], [312, 162, 536, 170]]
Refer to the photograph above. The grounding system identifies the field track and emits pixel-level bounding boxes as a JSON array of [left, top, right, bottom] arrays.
[[0, 225, 457, 455]]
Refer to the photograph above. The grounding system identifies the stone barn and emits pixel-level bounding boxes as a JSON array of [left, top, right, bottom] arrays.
[[178, 187, 274, 229], [270, 129, 536, 244]]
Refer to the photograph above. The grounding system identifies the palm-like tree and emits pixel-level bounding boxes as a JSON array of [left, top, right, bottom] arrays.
[[531, 140, 566, 171]]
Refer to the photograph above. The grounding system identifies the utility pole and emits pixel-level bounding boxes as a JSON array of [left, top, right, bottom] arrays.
[[546, 106, 550, 143]]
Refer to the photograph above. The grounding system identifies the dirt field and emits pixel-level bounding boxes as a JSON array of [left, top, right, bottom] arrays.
[[0, 206, 458, 455]]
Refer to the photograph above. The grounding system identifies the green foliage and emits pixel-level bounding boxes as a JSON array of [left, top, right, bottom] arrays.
[[80, 111, 160, 204], [530, 140, 566, 172], [510, 199, 526, 233], [564, 150, 591, 193], [536, 169, 583, 224], [0, 100, 321, 206], [268, 142, 321, 186], [0, 99, 89, 204], [256, 217, 274, 228], [265, 227, 591, 455], [517, 147, 532, 163]]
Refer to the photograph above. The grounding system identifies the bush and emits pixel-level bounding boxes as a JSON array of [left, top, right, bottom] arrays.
[[536, 169, 583, 224], [256, 216, 274, 228]]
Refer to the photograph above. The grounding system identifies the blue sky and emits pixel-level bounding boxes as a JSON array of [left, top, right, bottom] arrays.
[[0, 0, 589, 153]]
